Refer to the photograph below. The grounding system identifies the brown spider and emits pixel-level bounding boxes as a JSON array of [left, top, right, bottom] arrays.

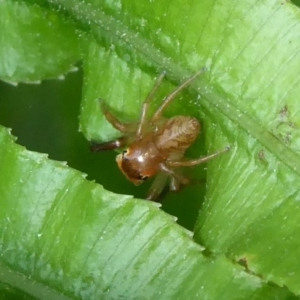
[[91, 70, 229, 200]]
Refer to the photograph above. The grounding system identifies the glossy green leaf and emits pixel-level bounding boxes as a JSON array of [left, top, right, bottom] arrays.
[[0, 0, 80, 83], [1, 0, 300, 298], [0, 126, 291, 299], [72, 0, 300, 295]]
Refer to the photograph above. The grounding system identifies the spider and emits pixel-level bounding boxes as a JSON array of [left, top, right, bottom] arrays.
[[91, 69, 229, 200]]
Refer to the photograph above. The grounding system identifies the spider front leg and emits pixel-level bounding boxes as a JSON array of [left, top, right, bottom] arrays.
[[91, 100, 137, 151], [101, 100, 136, 133], [90, 136, 127, 152]]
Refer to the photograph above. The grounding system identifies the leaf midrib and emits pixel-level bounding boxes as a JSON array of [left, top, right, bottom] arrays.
[[0, 262, 74, 300], [50, 0, 300, 177]]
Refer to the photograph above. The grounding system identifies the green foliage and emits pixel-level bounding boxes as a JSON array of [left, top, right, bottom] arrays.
[[1, 0, 300, 299], [0, 0, 80, 83]]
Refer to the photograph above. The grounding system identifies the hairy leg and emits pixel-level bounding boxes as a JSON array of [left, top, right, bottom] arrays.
[[146, 172, 168, 201], [169, 176, 181, 192], [159, 163, 190, 185], [101, 100, 136, 133], [90, 136, 127, 152], [166, 147, 230, 167], [151, 68, 205, 122], [136, 72, 166, 140]]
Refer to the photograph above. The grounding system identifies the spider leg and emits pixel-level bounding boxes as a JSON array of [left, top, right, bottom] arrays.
[[136, 72, 166, 140], [159, 163, 190, 185], [169, 176, 181, 192], [90, 137, 127, 152], [101, 100, 136, 133], [146, 172, 168, 201], [151, 68, 205, 122], [166, 147, 230, 167]]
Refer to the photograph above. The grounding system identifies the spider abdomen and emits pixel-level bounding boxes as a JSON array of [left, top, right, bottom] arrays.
[[154, 116, 200, 155]]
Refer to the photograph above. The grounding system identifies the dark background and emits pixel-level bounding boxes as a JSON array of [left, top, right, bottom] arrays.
[[0, 67, 206, 230]]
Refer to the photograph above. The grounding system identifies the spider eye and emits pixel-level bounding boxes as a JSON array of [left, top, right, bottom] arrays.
[[122, 150, 128, 156]]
